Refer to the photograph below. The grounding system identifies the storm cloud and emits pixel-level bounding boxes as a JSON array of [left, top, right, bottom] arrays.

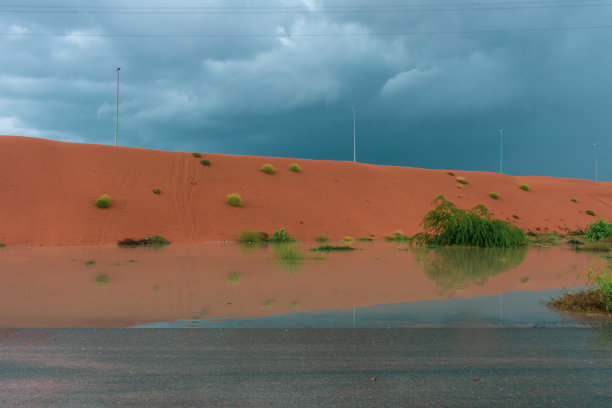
[[1, 0, 610, 180]]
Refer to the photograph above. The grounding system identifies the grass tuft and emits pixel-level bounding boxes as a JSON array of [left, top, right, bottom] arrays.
[[260, 164, 276, 175], [519, 184, 530, 192], [268, 228, 296, 243], [310, 245, 355, 252], [315, 235, 329, 243], [411, 195, 527, 248], [456, 177, 468, 185], [385, 231, 410, 242], [227, 193, 243, 207], [192, 152, 202, 158], [153, 188, 161, 195], [342, 236, 355, 242], [571, 198, 578, 203], [85, 259, 96, 266], [95, 194, 111, 209], [118, 235, 170, 246], [289, 163, 301, 173], [237, 229, 268, 243], [586, 210, 596, 216], [489, 192, 499, 200], [200, 159, 211, 167]]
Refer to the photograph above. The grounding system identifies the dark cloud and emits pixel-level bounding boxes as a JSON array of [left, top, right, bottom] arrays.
[[0, 0, 610, 180]]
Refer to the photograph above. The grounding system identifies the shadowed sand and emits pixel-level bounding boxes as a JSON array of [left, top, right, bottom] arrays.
[[0, 135, 610, 245]]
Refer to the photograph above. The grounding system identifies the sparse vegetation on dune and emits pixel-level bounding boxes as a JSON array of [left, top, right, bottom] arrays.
[[571, 198, 578, 203], [200, 159, 211, 167], [315, 235, 329, 243], [226, 193, 243, 207], [289, 163, 301, 173], [519, 184, 530, 192], [342, 236, 355, 242], [456, 177, 468, 185], [489, 192, 499, 200], [192, 152, 202, 158], [153, 188, 161, 195], [586, 210, 596, 216], [95, 194, 111, 209], [260, 164, 276, 174], [411, 195, 527, 248]]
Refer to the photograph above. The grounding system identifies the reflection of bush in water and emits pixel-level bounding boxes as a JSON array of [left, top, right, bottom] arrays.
[[412, 247, 527, 295], [95, 274, 110, 288], [273, 244, 303, 274], [226, 271, 243, 285]]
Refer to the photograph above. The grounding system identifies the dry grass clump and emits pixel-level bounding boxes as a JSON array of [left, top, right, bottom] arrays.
[[519, 184, 530, 192], [289, 163, 301, 173], [226, 193, 243, 207], [456, 177, 468, 185], [549, 289, 606, 313]]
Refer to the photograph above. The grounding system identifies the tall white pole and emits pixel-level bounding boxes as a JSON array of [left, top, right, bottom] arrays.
[[498, 128, 504, 174], [352, 106, 357, 162], [594, 142, 599, 181], [115, 67, 120, 146]]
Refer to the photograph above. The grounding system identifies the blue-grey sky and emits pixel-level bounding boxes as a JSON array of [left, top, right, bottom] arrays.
[[1, 0, 611, 181]]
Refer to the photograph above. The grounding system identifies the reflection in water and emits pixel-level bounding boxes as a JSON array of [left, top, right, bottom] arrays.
[[273, 243, 303, 274], [261, 299, 275, 310], [95, 274, 109, 288], [412, 247, 527, 295], [289, 300, 300, 310], [225, 271, 243, 285]]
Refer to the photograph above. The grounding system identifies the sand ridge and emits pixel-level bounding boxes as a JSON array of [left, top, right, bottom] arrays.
[[0, 135, 610, 245]]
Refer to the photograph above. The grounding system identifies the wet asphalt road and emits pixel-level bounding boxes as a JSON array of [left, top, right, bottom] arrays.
[[1, 328, 611, 407]]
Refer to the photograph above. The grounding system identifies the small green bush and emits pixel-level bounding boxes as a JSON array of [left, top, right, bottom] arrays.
[[571, 198, 578, 203], [456, 177, 468, 185], [227, 194, 243, 207], [289, 163, 301, 173], [153, 188, 161, 195], [489, 192, 499, 200], [588, 269, 612, 312], [237, 229, 268, 243], [268, 228, 296, 243], [586, 210, 596, 216], [85, 260, 96, 266], [585, 218, 612, 240], [343, 236, 355, 242], [315, 235, 329, 243], [95, 194, 111, 209], [519, 184, 530, 192], [260, 164, 276, 175], [148, 235, 170, 245], [192, 152, 202, 158], [200, 159, 211, 167], [0, 243, 5, 248]]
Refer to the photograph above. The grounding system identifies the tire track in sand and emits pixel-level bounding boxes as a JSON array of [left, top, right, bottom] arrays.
[[171, 155, 199, 240]]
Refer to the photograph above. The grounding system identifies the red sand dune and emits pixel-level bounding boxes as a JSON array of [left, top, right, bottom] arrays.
[[0, 135, 610, 245]]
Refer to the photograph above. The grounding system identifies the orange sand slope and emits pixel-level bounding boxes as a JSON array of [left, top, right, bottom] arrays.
[[0, 135, 610, 245]]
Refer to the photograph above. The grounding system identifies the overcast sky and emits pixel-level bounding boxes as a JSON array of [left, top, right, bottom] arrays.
[[1, 0, 611, 181]]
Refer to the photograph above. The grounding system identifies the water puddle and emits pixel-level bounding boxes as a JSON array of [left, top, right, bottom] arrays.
[[0, 242, 609, 328]]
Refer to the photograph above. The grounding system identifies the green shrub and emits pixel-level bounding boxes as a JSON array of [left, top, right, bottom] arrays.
[[489, 192, 499, 200], [268, 228, 296, 243], [588, 268, 612, 312], [192, 152, 202, 158], [148, 235, 170, 245], [95, 194, 111, 209], [519, 184, 530, 192], [571, 198, 578, 203], [585, 218, 612, 240], [586, 210, 596, 216], [237, 229, 268, 243], [153, 188, 161, 195], [85, 259, 96, 266], [456, 177, 468, 185], [310, 245, 355, 252], [227, 194, 243, 207], [315, 235, 329, 243], [411, 195, 527, 248], [289, 163, 301, 173], [385, 231, 410, 242], [200, 159, 211, 167], [260, 164, 276, 175], [0, 243, 5, 248], [343, 236, 355, 242], [359, 236, 373, 242]]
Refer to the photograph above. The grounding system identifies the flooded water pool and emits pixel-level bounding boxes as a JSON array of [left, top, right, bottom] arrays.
[[0, 242, 609, 328]]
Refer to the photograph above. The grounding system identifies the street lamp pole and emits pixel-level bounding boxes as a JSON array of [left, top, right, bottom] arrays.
[[115, 67, 120, 147], [498, 128, 504, 174], [352, 106, 357, 162]]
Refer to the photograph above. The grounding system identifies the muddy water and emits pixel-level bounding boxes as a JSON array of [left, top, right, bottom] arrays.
[[0, 242, 608, 328]]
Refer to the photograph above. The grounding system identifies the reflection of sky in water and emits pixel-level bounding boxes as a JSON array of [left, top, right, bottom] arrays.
[[135, 289, 612, 329]]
